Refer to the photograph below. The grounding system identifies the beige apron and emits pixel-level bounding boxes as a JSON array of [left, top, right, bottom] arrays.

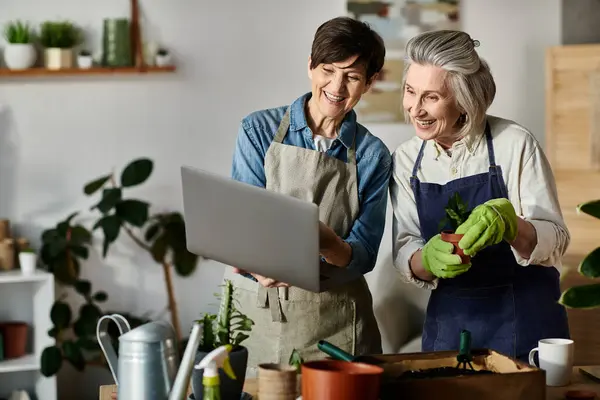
[[223, 109, 381, 374]]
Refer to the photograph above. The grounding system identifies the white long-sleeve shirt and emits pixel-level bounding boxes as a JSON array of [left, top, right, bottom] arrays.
[[390, 115, 570, 290]]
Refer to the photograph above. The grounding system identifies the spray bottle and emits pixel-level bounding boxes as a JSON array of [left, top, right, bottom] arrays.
[[194, 344, 237, 400]]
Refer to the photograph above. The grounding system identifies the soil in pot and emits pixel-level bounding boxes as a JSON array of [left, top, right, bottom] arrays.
[[397, 366, 494, 380], [192, 346, 248, 400], [441, 231, 470, 264]]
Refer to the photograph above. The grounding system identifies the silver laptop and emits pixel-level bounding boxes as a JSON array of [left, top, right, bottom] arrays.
[[180, 165, 361, 292]]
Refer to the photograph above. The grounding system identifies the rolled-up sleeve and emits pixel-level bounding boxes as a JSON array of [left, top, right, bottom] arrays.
[[511, 143, 570, 267], [390, 151, 437, 290], [344, 152, 392, 275], [231, 121, 267, 188]]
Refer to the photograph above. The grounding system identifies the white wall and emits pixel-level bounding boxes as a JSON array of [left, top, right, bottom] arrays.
[[1, 0, 560, 398]]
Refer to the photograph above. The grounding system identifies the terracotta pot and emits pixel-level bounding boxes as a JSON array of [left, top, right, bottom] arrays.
[[441, 230, 471, 263], [0, 321, 28, 358], [301, 360, 383, 400]]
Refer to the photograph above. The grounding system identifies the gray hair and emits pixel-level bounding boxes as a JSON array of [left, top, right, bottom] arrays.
[[402, 30, 496, 138]]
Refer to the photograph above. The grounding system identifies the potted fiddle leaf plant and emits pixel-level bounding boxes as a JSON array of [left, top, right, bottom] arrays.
[[438, 192, 472, 263], [192, 279, 254, 400], [559, 199, 600, 308], [39, 20, 82, 69], [3, 20, 37, 70]]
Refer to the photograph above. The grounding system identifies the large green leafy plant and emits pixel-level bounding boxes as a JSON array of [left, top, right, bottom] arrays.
[[196, 280, 254, 352], [560, 200, 600, 308], [39, 158, 199, 377]]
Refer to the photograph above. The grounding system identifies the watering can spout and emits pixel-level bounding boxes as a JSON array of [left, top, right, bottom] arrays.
[[168, 321, 203, 400]]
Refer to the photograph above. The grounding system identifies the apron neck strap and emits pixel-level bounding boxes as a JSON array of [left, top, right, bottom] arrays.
[[272, 107, 357, 165]]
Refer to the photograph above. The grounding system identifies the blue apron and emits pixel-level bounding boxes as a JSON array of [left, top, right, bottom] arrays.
[[411, 122, 570, 362]]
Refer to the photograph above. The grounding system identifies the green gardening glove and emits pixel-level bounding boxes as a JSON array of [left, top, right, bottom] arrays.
[[422, 234, 471, 279], [455, 198, 518, 256]]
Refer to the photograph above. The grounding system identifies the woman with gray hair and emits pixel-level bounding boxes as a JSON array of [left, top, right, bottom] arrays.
[[390, 30, 570, 362]]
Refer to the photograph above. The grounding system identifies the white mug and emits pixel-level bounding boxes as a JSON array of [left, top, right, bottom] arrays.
[[529, 338, 574, 386]]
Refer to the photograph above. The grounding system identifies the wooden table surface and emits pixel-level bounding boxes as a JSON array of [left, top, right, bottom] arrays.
[[99, 367, 600, 399], [242, 367, 600, 399]]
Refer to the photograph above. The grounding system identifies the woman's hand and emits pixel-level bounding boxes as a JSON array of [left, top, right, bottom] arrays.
[[231, 267, 289, 288], [319, 222, 352, 267], [456, 198, 518, 256]]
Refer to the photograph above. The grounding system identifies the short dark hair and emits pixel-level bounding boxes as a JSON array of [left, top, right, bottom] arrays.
[[310, 16, 385, 82]]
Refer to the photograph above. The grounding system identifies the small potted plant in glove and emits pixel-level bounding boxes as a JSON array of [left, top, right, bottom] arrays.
[[438, 192, 472, 263]]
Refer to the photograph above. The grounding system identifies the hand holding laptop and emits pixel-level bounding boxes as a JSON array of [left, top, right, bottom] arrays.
[[231, 267, 290, 288]]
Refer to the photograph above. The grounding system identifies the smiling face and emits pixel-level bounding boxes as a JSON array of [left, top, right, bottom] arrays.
[[403, 63, 462, 147], [307, 55, 374, 122]]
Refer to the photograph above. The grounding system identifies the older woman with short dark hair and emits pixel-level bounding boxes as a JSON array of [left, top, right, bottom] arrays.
[[226, 16, 391, 373], [390, 30, 570, 362]]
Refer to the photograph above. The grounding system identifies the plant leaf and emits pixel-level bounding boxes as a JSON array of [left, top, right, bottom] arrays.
[[69, 245, 89, 259], [115, 199, 149, 227], [577, 200, 600, 220], [144, 223, 160, 242], [579, 247, 600, 278], [50, 301, 72, 329], [62, 340, 85, 371], [93, 291, 108, 302], [91, 188, 122, 213], [77, 304, 102, 336], [93, 215, 121, 257], [40, 346, 63, 377], [173, 249, 198, 276], [69, 226, 92, 245], [120, 158, 153, 187], [559, 283, 600, 309], [84, 174, 111, 195], [151, 234, 168, 263], [74, 279, 92, 296]]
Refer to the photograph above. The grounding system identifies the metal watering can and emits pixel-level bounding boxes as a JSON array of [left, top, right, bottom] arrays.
[[97, 314, 203, 400]]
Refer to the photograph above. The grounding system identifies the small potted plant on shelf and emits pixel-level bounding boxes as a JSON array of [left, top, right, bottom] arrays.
[[438, 192, 472, 263], [39, 20, 82, 70], [18, 246, 37, 275], [77, 49, 93, 69], [155, 48, 171, 67], [192, 279, 254, 400], [2, 20, 37, 70]]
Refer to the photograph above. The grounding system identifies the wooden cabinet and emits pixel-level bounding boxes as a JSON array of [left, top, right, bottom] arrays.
[[546, 44, 600, 365]]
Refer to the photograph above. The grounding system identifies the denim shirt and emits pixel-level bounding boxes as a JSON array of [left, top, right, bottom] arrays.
[[231, 92, 392, 275]]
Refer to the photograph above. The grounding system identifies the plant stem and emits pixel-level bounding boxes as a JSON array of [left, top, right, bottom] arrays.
[[108, 173, 182, 343], [120, 223, 182, 343], [162, 261, 182, 343]]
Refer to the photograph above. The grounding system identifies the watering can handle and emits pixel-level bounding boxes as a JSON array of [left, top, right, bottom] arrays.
[[96, 314, 131, 385]]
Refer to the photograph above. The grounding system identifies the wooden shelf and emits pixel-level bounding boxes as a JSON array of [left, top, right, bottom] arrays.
[[0, 65, 176, 78]]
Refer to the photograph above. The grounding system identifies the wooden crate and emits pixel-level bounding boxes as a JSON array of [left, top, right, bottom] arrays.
[[356, 349, 545, 400]]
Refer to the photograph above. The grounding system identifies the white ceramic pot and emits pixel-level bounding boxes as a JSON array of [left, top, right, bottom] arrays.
[[44, 48, 73, 70], [155, 53, 172, 67], [77, 55, 93, 69], [18, 252, 36, 275], [3, 43, 36, 70]]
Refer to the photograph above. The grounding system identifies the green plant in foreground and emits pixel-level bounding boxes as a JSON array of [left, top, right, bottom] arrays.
[[196, 280, 254, 352], [3, 20, 35, 44], [559, 199, 600, 308]]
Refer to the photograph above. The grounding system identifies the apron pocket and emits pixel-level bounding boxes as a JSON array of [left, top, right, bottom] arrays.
[[279, 298, 356, 362], [430, 284, 516, 357]]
